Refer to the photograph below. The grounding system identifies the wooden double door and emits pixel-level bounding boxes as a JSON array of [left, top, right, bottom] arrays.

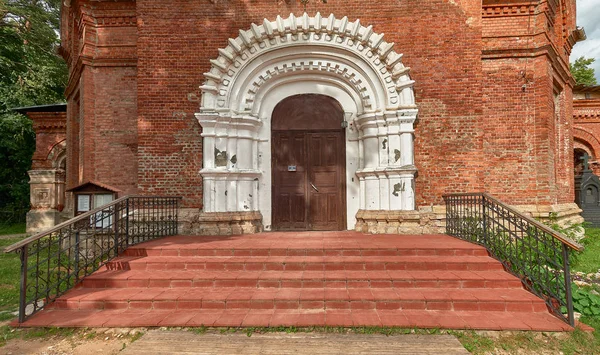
[[272, 130, 346, 231]]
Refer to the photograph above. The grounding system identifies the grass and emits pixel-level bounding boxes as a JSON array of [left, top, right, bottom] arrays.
[[0, 223, 25, 236], [572, 227, 600, 274], [0, 237, 23, 320]]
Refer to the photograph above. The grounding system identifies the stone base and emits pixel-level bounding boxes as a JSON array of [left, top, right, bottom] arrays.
[[26, 209, 62, 234], [515, 203, 584, 226], [179, 209, 263, 235], [354, 203, 584, 236], [512, 202, 585, 241], [355, 207, 446, 235]]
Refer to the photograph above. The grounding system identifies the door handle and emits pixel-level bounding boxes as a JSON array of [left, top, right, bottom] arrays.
[[310, 182, 319, 192]]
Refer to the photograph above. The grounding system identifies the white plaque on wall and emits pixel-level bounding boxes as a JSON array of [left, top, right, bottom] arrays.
[[77, 195, 90, 212]]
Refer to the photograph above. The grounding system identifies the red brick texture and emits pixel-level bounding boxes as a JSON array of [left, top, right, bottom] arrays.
[[27, 112, 67, 170], [573, 95, 600, 175], [59, 0, 580, 210]]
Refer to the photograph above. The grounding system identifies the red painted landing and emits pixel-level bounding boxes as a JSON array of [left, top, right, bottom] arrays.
[[15, 232, 572, 331]]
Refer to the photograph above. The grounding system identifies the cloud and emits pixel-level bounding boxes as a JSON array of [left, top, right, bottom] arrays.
[[572, 0, 600, 82]]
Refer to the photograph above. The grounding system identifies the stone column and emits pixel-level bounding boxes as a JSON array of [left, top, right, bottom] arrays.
[[26, 169, 66, 234], [196, 113, 262, 213], [355, 109, 418, 211], [191, 112, 264, 235]]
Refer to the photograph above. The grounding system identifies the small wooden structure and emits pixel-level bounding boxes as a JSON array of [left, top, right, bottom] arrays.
[[67, 181, 120, 216]]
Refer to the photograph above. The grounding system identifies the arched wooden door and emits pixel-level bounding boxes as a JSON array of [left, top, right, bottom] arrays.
[[271, 94, 346, 231]]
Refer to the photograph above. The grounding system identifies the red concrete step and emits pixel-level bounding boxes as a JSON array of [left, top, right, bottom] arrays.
[[80, 270, 523, 289], [124, 247, 490, 257], [16, 308, 572, 331], [104, 255, 504, 272], [51, 287, 547, 313], [124, 234, 490, 257], [16, 233, 572, 331]]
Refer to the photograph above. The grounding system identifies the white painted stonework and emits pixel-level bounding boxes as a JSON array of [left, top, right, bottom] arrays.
[[197, 13, 418, 230]]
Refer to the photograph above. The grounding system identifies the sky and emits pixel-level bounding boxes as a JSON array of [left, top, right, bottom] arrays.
[[571, 0, 600, 82]]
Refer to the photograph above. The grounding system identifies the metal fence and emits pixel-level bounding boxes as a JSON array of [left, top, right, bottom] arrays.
[[444, 193, 583, 326], [4, 195, 181, 323]]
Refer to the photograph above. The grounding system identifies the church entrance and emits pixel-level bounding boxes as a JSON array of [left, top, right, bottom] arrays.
[[271, 94, 346, 231]]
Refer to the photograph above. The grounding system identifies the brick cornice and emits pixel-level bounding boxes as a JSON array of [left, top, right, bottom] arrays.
[[481, 0, 557, 27], [62, 1, 138, 98], [482, 0, 576, 86], [482, 2, 536, 18], [482, 38, 574, 86], [574, 99, 600, 109], [27, 112, 67, 131], [573, 99, 600, 121]]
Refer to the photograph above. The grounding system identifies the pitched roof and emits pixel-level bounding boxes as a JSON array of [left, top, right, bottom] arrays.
[[66, 180, 122, 193]]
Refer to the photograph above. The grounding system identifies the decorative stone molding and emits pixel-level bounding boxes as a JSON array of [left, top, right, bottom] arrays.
[[197, 13, 418, 229], [199, 13, 415, 113]]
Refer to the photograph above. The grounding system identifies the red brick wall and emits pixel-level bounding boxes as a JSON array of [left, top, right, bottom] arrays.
[[61, 0, 579, 209], [134, 0, 485, 207]]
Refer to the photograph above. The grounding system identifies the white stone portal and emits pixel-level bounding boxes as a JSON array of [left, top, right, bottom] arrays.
[[197, 13, 418, 230]]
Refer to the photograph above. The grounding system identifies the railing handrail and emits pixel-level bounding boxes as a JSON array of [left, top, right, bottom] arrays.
[[4, 195, 182, 253], [443, 192, 584, 252], [444, 192, 581, 326]]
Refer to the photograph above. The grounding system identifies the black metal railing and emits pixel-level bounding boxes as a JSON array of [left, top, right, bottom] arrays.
[[443, 193, 583, 326], [4, 195, 181, 323]]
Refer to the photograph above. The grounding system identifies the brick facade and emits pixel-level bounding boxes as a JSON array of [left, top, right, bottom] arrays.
[[572, 85, 600, 175], [58, 0, 584, 233]]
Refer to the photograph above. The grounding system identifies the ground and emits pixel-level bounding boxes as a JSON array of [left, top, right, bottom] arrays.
[[0, 223, 598, 354], [0, 327, 143, 354]]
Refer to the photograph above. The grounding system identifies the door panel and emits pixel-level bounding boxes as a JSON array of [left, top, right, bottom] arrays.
[[271, 94, 346, 231], [272, 132, 345, 231], [272, 132, 308, 230], [307, 132, 344, 230]]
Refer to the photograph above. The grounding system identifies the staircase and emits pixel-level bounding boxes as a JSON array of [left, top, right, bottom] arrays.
[[15, 232, 571, 330]]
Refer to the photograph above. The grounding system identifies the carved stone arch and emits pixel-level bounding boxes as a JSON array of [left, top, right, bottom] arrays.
[[196, 13, 418, 230], [47, 140, 67, 170], [199, 13, 415, 113]]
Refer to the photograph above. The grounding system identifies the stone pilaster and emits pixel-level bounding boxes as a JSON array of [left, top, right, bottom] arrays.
[[26, 169, 66, 234]]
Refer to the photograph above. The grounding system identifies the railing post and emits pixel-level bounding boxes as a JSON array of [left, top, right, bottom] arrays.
[[18, 245, 28, 323], [125, 198, 130, 248], [74, 231, 80, 282], [113, 204, 119, 257], [562, 244, 575, 327], [444, 196, 449, 235], [481, 195, 488, 247], [176, 198, 179, 235]]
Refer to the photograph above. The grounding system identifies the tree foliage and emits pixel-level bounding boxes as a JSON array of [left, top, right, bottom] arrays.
[[570, 56, 598, 86], [0, 0, 67, 217]]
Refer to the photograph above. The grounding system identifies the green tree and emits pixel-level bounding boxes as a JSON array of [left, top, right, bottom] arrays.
[[570, 56, 598, 86], [0, 0, 67, 219]]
